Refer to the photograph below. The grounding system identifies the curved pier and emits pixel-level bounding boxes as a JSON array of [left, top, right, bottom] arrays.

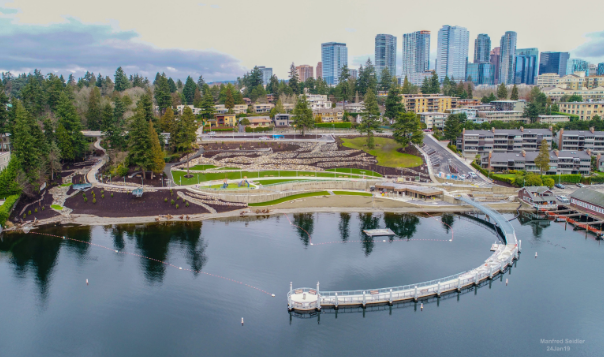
[[287, 196, 520, 312]]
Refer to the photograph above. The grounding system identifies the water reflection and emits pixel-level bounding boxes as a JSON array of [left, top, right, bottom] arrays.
[[292, 213, 314, 246], [338, 213, 351, 242], [441, 214, 455, 233], [384, 213, 420, 240], [358, 213, 380, 256], [518, 212, 551, 238]]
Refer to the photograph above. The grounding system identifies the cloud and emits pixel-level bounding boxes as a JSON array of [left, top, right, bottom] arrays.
[[0, 7, 18, 15], [198, 3, 205, 6], [352, 54, 374, 68], [210, 4, 220, 8], [0, 17, 247, 81], [572, 31, 604, 60], [345, 28, 356, 33]]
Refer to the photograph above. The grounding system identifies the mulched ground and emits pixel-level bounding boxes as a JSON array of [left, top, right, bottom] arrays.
[[63, 190, 225, 217], [10, 190, 60, 222]]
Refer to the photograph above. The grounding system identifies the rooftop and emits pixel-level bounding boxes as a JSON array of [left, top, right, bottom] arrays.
[[571, 188, 604, 207]]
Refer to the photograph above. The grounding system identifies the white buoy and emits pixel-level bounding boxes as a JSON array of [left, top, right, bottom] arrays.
[[179, 267, 183, 270], [506, 278, 508, 286], [86, 279, 89, 285], [115, 250, 118, 253], [420, 303, 423, 311], [535, 252, 538, 258], [310, 243, 313, 246], [241, 317, 244, 325], [383, 240, 386, 242], [271, 294, 275, 297]]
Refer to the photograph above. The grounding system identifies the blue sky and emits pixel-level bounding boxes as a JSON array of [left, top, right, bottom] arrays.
[[0, 0, 603, 81]]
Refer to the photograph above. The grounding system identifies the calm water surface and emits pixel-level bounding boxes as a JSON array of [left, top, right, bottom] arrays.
[[0, 212, 602, 356]]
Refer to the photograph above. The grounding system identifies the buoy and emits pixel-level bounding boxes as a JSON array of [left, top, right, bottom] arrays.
[[86, 279, 89, 285], [535, 252, 538, 258], [310, 243, 313, 246], [241, 317, 244, 325], [383, 240, 386, 242], [115, 250, 118, 253], [271, 294, 275, 297], [420, 303, 423, 311], [179, 267, 183, 270], [506, 278, 508, 286]]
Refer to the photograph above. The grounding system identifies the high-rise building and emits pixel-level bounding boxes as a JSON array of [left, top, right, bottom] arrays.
[[567, 58, 589, 75], [598, 63, 604, 76], [256, 66, 273, 85], [474, 34, 491, 63], [402, 30, 431, 85], [498, 31, 517, 84], [589, 64, 598, 76], [490, 47, 501, 84], [296, 65, 314, 82], [514, 48, 538, 85], [539, 52, 570, 76], [349, 69, 358, 79], [435, 25, 469, 82], [466, 63, 495, 85], [321, 42, 348, 85], [316, 62, 323, 79], [375, 34, 397, 79]]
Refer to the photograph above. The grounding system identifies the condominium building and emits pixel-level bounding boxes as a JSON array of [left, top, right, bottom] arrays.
[[490, 47, 501, 84], [556, 128, 604, 154], [375, 34, 397, 78], [567, 59, 589, 76], [466, 63, 495, 85], [296, 65, 314, 82], [598, 63, 604, 76], [536, 115, 571, 124], [481, 149, 591, 175], [542, 86, 604, 102], [436, 25, 469, 82], [558, 102, 604, 120], [477, 111, 527, 123], [585, 76, 604, 89], [402, 30, 431, 85], [316, 62, 322, 79], [456, 127, 553, 157], [214, 104, 248, 114], [539, 52, 570, 76], [402, 94, 457, 113], [256, 66, 273, 85], [418, 112, 448, 130], [321, 42, 348, 85], [536, 73, 560, 88], [498, 31, 517, 85], [474, 34, 491, 64]]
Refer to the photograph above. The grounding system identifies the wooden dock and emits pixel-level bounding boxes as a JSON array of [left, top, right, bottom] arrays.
[[362, 229, 395, 237]]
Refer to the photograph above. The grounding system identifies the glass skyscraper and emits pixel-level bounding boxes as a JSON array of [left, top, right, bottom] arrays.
[[567, 58, 589, 75], [402, 30, 430, 85], [514, 48, 538, 85], [321, 42, 348, 85], [539, 52, 570, 76], [466, 63, 495, 85], [598, 63, 604, 76], [436, 25, 469, 82], [256, 66, 273, 85], [498, 31, 517, 84], [474, 34, 491, 64], [375, 34, 397, 79]]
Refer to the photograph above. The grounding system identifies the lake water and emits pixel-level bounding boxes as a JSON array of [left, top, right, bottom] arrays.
[[0, 212, 602, 356]]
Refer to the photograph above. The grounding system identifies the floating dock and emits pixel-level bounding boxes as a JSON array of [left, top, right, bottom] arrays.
[[288, 196, 520, 312], [363, 228, 395, 237]]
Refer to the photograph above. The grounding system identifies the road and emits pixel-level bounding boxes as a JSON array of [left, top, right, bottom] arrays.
[[422, 134, 485, 183]]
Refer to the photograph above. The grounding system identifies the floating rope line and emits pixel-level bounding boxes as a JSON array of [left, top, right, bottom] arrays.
[[423, 211, 454, 242], [27, 231, 274, 297]]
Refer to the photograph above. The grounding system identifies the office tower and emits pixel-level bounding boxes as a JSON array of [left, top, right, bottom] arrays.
[[256, 66, 273, 85], [498, 31, 517, 84], [375, 34, 397, 78], [589, 64, 597, 76], [474, 34, 491, 63], [598, 63, 604, 76], [296, 65, 314, 82], [321, 42, 348, 85], [349, 69, 358, 79], [316, 62, 322, 79], [466, 63, 495, 85], [402, 30, 431, 85], [490, 47, 501, 84], [435, 25, 469, 82], [567, 58, 589, 75], [539, 52, 570, 76], [515, 48, 538, 85]]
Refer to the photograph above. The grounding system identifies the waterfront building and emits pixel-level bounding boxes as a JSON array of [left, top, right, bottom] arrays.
[[375, 34, 397, 78], [474, 34, 491, 63], [466, 63, 495, 85], [457, 127, 553, 157], [490, 47, 501, 84], [539, 52, 570, 76], [316, 62, 322, 79], [498, 31, 517, 85], [402, 30, 431, 85], [556, 127, 604, 153], [482, 149, 589, 175], [570, 188, 604, 218], [558, 102, 604, 121], [296, 65, 314, 82], [256, 66, 273, 85], [436, 25, 469, 82], [313, 108, 343, 122], [321, 42, 348, 85], [567, 59, 590, 76]]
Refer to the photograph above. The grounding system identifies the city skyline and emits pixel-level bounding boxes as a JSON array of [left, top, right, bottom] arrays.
[[0, 0, 603, 81]]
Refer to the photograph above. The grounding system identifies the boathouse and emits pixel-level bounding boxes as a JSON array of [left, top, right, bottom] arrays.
[[570, 188, 604, 218], [518, 186, 557, 209], [374, 182, 443, 200]]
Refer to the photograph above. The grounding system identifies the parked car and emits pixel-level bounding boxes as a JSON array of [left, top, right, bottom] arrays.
[[554, 183, 565, 189], [259, 136, 270, 140], [207, 131, 216, 136], [576, 183, 585, 188], [468, 172, 478, 179], [556, 195, 570, 203]]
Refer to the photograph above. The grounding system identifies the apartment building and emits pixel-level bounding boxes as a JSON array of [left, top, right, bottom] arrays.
[[251, 103, 275, 113], [536, 73, 560, 88], [296, 65, 314, 82], [556, 127, 604, 154], [419, 112, 448, 130], [313, 108, 343, 122], [214, 104, 248, 114], [536, 115, 570, 124], [481, 149, 591, 175], [558, 102, 604, 120], [302, 93, 331, 110], [490, 100, 526, 112], [456, 127, 554, 158], [542, 86, 604, 101], [477, 110, 527, 123], [402, 94, 457, 113]]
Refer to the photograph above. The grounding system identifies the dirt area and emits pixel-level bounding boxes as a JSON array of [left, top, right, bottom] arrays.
[[10, 191, 61, 222]]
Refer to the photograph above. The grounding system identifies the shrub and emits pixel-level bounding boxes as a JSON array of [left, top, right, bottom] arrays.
[[101, 194, 104, 199], [23, 213, 26, 219], [315, 122, 352, 128], [28, 210, 31, 215], [164, 198, 168, 202], [111, 193, 113, 197], [42, 206, 45, 210], [176, 204, 179, 209], [525, 174, 543, 186], [84, 197, 88, 202], [543, 177, 555, 188], [93, 198, 96, 204], [185, 201, 189, 207], [171, 199, 175, 205], [34, 208, 38, 213]]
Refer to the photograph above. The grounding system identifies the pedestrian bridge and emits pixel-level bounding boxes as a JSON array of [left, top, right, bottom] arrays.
[[287, 196, 520, 312]]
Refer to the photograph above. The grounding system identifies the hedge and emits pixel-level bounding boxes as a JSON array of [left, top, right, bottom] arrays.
[[204, 127, 236, 132], [0, 194, 20, 226], [544, 174, 581, 184], [447, 144, 458, 153], [315, 122, 352, 128], [245, 126, 273, 133]]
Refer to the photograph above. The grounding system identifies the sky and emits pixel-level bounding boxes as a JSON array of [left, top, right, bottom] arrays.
[[0, 0, 603, 82]]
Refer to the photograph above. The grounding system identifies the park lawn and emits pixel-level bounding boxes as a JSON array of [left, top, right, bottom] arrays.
[[216, 167, 241, 170], [173, 169, 378, 185], [51, 204, 63, 210], [204, 183, 244, 189], [189, 165, 217, 171], [333, 191, 373, 196], [61, 183, 73, 187], [257, 179, 308, 185], [340, 137, 423, 168], [325, 168, 382, 177], [248, 191, 330, 206]]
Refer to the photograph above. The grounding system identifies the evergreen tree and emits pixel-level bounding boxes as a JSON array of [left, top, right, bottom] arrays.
[[392, 112, 424, 148], [100, 103, 113, 135], [534, 139, 550, 176], [384, 83, 404, 121], [429, 72, 440, 94], [10, 101, 41, 181], [114, 67, 131, 91], [168, 78, 177, 93], [86, 86, 102, 130], [47, 141, 62, 181], [291, 95, 314, 136], [154, 75, 172, 114], [401, 75, 413, 94], [339, 65, 350, 83], [193, 87, 203, 107], [497, 83, 508, 99], [0, 154, 22, 196], [487, 93, 497, 102], [225, 87, 235, 113], [128, 107, 153, 178], [149, 120, 165, 176], [266, 75, 279, 95], [510, 84, 519, 100], [171, 106, 197, 152], [160, 107, 176, 134], [200, 90, 215, 119], [197, 75, 205, 90], [289, 63, 300, 95], [358, 89, 382, 148], [443, 114, 462, 144], [420, 77, 431, 94], [379, 68, 392, 92], [467, 83, 473, 99], [56, 92, 85, 160], [103, 96, 126, 150], [183, 76, 197, 104]]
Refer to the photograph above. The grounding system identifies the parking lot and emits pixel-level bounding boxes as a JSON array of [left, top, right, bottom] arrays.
[[422, 135, 485, 183]]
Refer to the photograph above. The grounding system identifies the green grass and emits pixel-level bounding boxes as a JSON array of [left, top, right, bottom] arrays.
[[591, 171, 604, 177], [493, 174, 515, 178], [333, 191, 373, 196], [257, 179, 308, 185], [217, 167, 241, 170], [51, 204, 63, 210], [204, 183, 244, 189], [325, 168, 382, 177], [248, 191, 330, 206], [61, 183, 73, 187], [172, 169, 380, 185], [341, 137, 423, 168], [189, 165, 217, 171]]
